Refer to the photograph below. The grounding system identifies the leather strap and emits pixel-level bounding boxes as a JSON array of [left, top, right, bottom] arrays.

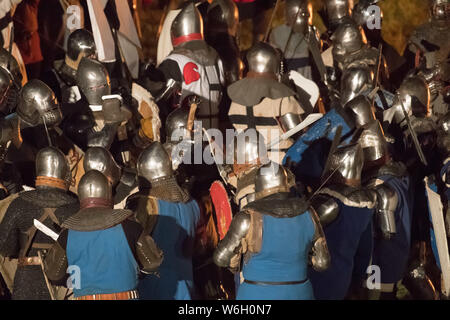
[[35, 176, 68, 191], [244, 279, 308, 286], [76, 290, 139, 300], [18, 256, 41, 267], [80, 197, 113, 209]]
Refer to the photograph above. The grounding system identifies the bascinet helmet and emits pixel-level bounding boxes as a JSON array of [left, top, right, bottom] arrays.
[[78, 170, 112, 204], [166, 107, 191, 143], [246, 42, 280, 75], [83, 147, 121, 186], [324, 0, 352, 29], [324, 142, 364, 186], [17, 79, 62, 128], [0, 48, 22, 88], [352, 0, 381, 27], [206, 0, 239, 36], [66, 29, 97, 63], [76, 57, 111, 106], [331, 21, 364, 61], [137, 141, 174, 183], [0, 66, 16, 115], [344, 95, 376, 129], [171, 2, 204, 46], [285, 0, 311, 35], [35, 147, 71, 190], [254, 162, 291, 200]]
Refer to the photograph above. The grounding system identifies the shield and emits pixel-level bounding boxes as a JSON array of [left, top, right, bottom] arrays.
[[131, 82, 161, 142], [425, 176, 450, 298], [210, 180, 233, 241]]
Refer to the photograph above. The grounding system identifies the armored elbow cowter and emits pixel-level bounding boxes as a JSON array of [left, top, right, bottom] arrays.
[[311, 237, 331, 272], [213, 212, 251, 268], [373, 183, 398, 240], [310, 195, 339, 227]]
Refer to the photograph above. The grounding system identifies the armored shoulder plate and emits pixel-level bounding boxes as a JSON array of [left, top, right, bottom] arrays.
[[310, 194, 339, 227], [373, 183, 398, 239], [244, 196, 309, 218], [317, 184, 377, 209]]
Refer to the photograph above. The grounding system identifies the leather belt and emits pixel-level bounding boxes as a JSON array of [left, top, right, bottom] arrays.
[[244, 279, 308, 286], [18, 256, 41, 267], [76, 290, 139, 300]]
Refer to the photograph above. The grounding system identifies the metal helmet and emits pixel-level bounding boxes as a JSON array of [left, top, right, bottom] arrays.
[[325, 0, 351, 27], [340, 65, 374, 105], [279, 113, 302, 133], [66, 29, 97, 62], [78, 170, 112, 202], [438, 111, 450, 133], [83, 147, 121, 186], [230, 129, 269, 168], [344, 95, 376, 128], [431, 0, 449, 25], [246, 42, 280, 75], [171, 2, 204, 47], [254, 162, 290, 200], [0, 66, 15, 115], [76, 57, 111, 106], [331, 21, 364, 60], [324, 142, 364, 186], [137, 141, 174, 183], [285, 0, 311, 35], [355, 120, 388, 164], [35, 147, 70, 183], [206, 0, 239, 36], [166, 107, 191, 143], [0, 47, 22, 88], [352, 0, 381, 26], [387, 76, 430, 126], [17, 79, 62, 127]]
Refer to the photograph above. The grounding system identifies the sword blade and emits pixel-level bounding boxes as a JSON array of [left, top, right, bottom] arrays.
[[33, 219, 59, 241]]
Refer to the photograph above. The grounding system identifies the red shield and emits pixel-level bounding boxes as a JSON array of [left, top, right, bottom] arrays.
[[210, 181, 233, 240]]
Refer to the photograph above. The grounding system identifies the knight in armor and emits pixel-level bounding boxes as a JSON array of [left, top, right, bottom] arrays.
[[83, 147, 138, 207], [228, 41, 305, 164], [406, 0, 450, 117], [308, 143, 377, 299], [0, 147, 78, 300], [355, 119, 413, 300], [269, 0, 323, 82], [205, 0, 242, 85], [125, 141, 200, 300], [322, 0, 353, 34], [214, 161, 330, 299], [154, 3, 225, 130], [43, 169, 162, 300], [42, 29, 97, 105]]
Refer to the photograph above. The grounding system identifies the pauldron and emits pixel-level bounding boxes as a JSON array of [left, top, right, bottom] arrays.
[[317, 184, 377, 209]]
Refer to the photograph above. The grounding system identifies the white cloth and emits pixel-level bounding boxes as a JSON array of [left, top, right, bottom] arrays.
[[156, 9, 180, 67]]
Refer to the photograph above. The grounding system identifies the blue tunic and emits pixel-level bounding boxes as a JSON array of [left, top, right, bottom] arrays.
[[308, 201, 373, 300], [372, 175, 413, 283], [283, 108, 353, 182], [137, 199, 200, 300], [237, 211, 316, 300], [66, 224, 139, 298]]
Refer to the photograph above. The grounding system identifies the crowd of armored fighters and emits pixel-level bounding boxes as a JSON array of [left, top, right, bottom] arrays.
[[0, 0, 448, 301]]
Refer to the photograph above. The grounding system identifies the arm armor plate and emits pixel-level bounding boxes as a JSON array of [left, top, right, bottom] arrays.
[[310, 194, 340, 227], [213, 211, 251, 268], [309, 207, 331, 272], [136, 233, 164, 274], [373, 183, 398, 240]]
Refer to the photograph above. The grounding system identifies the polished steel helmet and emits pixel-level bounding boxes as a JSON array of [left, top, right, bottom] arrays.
[[340, 65, 373, 105], [254, 162, 290, 200], [206, 0, 239, 36], [325, 142, 364, 186], [431, 0, 449, 26], [352, 0, 380, 26], [76, 57, 111, 105], [83, 147, 121, 186], [78, 170, 112, 202], [331, 21, 364, 60], [66, 29, 97, 62], [230, 129, 269, 167], [279, 113, 302, 133], [246, 42, 280, 75], [35, 147, 70, 182], [344, 95, 376, 129], [171, 2, 204, 46], [137, 141, 173, 183], [439, 111, 450, 133], [325, 0, 351, 27], [17, 79, 62, 128], [285, 0, 311, 35], [355, 120, 388, 164], [0, 66, 14, 114], [0, 47, 22, 88], [166, 107, 191, 143], [387, 76, 430, 126]]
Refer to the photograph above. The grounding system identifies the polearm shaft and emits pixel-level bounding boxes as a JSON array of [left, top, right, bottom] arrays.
[[263, 0, 282, 42]]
